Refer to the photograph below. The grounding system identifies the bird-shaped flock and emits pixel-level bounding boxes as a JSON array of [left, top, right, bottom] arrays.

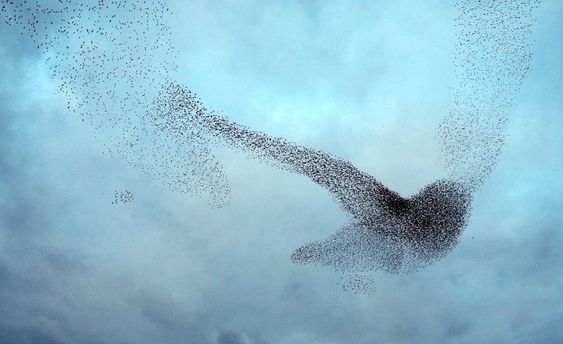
[[1, 0, 541, 291]]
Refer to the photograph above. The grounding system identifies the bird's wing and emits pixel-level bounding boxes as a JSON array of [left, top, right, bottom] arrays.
[[290, 221, 407, 274], [200, 109, 405, 219], [159, 84, 408, 220]]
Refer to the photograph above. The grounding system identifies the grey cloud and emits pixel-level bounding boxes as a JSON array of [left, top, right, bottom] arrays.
[[216, 331, 268, 344], [0, 324, 63, 344], [137, 292, 212, 344], [217, 331, 246, 344], [517, 311, 563, 344]]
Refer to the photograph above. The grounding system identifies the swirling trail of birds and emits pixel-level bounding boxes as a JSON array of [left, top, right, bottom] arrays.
[[1, 0, 541, 292], [438, 0, 541, 190]]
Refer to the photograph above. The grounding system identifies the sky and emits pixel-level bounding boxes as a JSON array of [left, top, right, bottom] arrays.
[[0, 0, 562, 343]]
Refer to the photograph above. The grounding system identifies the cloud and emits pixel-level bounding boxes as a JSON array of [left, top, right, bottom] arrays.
[[0, 324, 63, 344], [216, 331, 268, 344]]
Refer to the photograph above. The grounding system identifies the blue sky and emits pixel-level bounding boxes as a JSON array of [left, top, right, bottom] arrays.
[[0, 1, 561, 343]]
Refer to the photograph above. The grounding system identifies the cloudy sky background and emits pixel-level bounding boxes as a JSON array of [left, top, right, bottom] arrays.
[[0, 0, 562, 343]]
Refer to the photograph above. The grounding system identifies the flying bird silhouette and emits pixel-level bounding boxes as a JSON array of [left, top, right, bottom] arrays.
[[159, 84, 473, 273], [0, 0, 541, 282]]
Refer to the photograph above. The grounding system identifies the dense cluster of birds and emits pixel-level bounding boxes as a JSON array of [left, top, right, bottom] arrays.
[[112, 189, 134, 205], [1, 0, 540, 291]]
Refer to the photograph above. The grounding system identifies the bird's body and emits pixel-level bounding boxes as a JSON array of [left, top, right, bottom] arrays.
[[161, 84, 473, 273]]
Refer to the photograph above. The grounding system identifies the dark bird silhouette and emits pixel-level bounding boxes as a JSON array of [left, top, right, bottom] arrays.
[[1, 0, 541, 283], [159, 84, 473, 274]]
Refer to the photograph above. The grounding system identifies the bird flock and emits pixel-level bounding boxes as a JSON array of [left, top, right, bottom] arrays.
[[1, 0, 230, 206], [1, 0, 541, 291], [438, 0, 541, 189], [112, 189, 134, 205], [159, 84, 472, 277]]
